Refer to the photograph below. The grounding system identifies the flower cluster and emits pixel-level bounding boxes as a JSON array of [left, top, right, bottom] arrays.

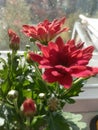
[[0, 17, 98, 130]]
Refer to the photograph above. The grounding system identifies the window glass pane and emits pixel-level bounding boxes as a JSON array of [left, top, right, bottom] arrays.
[[0, 0, 98, 50]]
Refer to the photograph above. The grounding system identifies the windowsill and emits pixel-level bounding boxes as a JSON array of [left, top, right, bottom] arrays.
[[64, 77, 98, 112]]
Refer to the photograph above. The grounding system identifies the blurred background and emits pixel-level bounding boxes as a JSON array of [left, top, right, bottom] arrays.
[[0, 0, 98, 50]]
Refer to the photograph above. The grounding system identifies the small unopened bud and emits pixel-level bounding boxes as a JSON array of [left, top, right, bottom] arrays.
[[25, 45, 30, 51], [26, 52, 33, 63], [20, 99, 36, 117], [7, 90, 18, 100], [39, 93, 45, 99], [48, 97, 59, 111]]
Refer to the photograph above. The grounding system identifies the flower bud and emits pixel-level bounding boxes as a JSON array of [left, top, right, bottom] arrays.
[[25, 45, 30, 51], [26, 52, 34, 63], [7, 90, 18, 100], [8, 29, 20, 50], [20, 99, 36, 117], [9, 42, 20, 50], [48, 97, 59, 111], [39, 93, 45, 99]]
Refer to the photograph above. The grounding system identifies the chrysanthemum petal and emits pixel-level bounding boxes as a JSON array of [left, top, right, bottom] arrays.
[[29, 52, 42, 63]]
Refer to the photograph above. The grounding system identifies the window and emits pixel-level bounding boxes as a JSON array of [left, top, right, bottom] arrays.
[[0, 0, 98, 50]]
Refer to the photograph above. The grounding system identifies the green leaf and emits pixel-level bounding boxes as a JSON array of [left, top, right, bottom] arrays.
[[22, 89, 32, 98], [1, 80, 10, 97], [33, 78, 49, 93], [64, 98, 75, 104], [66, 80, 84, 97], [45, 111, 87, 130], [47, 112, 70, 130], [0, 58, 8, 79], [32, 115, 47, 130], [61, 78, 86, 104], [0, 57, 7, 66]]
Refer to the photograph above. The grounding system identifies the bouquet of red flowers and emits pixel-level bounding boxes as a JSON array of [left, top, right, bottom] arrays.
[[0, 17, 98, 130]]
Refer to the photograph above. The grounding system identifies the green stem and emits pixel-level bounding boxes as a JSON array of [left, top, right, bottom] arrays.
[[73, 77, 85, 85], [49, 112, 55, 130], [34, 63, 51, 93], [55, 82, 60, 96], [26, 117, 32, 130], [32, 42, 39, 53], [34, 63, 42, 78], [63, 77, 85, 95], [14, 99, 19, 113], [11, 50, 17, 77]]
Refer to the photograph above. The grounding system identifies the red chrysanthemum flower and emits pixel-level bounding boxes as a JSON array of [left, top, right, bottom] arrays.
[[22, 17, 68, 44], [29, 37, 98, 88], [8, 29, 20, 50], [20, 99, 36, 117]]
